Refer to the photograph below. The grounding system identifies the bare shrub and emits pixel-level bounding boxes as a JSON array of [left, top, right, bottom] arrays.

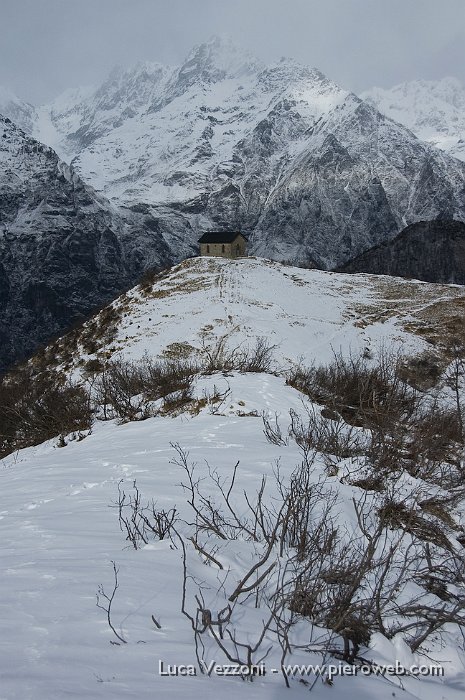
[[287, 350, 418, 430], [285, 489, 464, 661], [95, 358, 148, 421], [115, 479, 177, 549], [160, 387, 194, 415], [200, 334, 237, 373], [444, 348, 465, 443], [288, 406, 364, 469], [83, 358, 105, 374], [278, 455, 338, 560], [262, 412, 289, 446], [173, 443, 274, 543], [240, 336, 277, 373], [358, 398, 464, 491], [200, 335, 276, 374], [408, 405, 462, 466], [398, 351, 443, 390], [96, 561, 127, 645], [95, 354, 199, 421], [0, 368, 92, 457], [90, 338, 276, 423], [285, 348, 465, 493], [142, 355, 199, 401], [106, 440, 465, 676]]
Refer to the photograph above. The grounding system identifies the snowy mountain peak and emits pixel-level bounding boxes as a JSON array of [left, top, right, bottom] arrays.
[[179, 35, 263, 82], [364, 76, 465, 113], [5, 39, 465, 276], [0, 84, 21, 104], [257, 58, 331, 92], [0, 111, 51, 166]]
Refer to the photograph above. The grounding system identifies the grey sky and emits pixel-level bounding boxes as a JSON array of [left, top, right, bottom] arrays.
[[1, 0, 464, 104]]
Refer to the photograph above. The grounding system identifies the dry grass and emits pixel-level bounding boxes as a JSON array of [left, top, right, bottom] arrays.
[[161, 342, 197, 360], [346, 276, 465, 354], [397, 351, 444, 390], [418, 498, 459, 530]]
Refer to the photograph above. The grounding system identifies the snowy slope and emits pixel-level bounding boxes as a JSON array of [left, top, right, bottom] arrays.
[[46, 256, 465, 379], [3, 382, 464, 700], [2, 257, 465, 700], [362, 77, 465, 162]]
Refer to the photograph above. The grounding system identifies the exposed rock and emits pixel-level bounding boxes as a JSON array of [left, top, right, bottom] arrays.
[[337, 220, 465, 284]]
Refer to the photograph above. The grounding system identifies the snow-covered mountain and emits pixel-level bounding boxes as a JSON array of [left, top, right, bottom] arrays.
[[362, 77, 465, 162], [11, 36, 465, 268], [0, 85, 37, 133], [3, 38, 465, 373], [2, 256, 465, 700], [0, 114, 173, 372]]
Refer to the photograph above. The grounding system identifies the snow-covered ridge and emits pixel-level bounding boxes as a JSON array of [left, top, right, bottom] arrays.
[[362, 77, 465, 161], [45, 256, 465, 379]]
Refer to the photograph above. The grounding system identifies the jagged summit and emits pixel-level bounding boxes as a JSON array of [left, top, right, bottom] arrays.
[[178, 35, 263, 82], [18, 40, 463, 272], [93, 61, 170, 106]]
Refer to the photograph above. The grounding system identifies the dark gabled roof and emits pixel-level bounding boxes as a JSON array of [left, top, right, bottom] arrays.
[[198, 231, 248, 244]]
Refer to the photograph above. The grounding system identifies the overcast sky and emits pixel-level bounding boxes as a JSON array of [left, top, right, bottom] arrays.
[[1, 0, 464, 104]]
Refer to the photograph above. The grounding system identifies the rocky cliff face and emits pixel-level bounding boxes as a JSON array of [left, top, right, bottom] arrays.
[[337, 219, 465, 285], [0, 115, 172, 372], [249, 96, 465, 266]]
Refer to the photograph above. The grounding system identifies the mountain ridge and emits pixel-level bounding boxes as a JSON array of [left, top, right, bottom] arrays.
[[31, 255, 465, 385], [2, 39, 465, 373], [3, 38, 465, 269]]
